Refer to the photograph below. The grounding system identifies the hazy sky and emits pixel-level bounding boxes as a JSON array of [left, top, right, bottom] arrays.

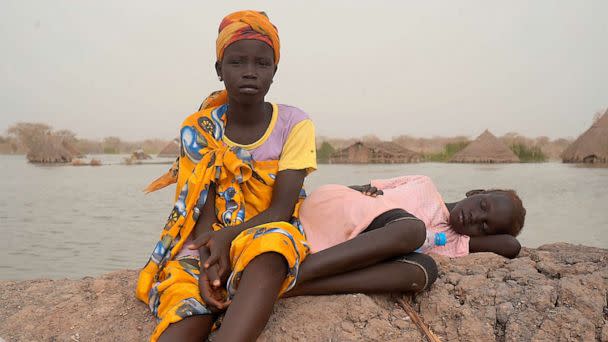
[[1, 0, 607, 141]]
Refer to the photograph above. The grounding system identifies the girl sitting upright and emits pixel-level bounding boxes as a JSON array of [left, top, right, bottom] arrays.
[[138, 11, 316, 342]]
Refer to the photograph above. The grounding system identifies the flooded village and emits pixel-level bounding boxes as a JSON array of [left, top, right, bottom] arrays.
[[3, 109, 605, 167]]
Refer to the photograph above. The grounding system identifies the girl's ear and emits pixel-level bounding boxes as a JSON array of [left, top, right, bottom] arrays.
[[465, 189, 485, 197], [215, 61, 222, 80]]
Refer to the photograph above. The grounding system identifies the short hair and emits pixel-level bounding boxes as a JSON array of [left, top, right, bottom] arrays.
[[465, 189, 526, 236]]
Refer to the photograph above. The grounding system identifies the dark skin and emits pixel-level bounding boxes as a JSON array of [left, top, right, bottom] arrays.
[[159, 39, 303, 342], [172, 175, 432, 339], [161, 40, 436, 341], [446, 192, 521, 258], [285, 216, 430, 298], [353, 184, 522, 259], [283, 185, 523, 298], [190, 183, 433, 301], [162, 38, 470, 342]]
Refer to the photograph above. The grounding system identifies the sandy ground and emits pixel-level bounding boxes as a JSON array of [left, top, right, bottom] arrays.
[[1, 242, 606, 341]]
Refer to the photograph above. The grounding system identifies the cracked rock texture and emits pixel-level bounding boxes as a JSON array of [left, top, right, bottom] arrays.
[[1, 243, 606, 341]]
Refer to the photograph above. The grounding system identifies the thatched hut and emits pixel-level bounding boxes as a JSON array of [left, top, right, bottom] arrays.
[[26, 134, 76, 163], [131, 148, 152, 160], [562, 111, 608, 164], [329, 141, 421, 164], [449, 130, 520, 163], [158, 138, 180, 158]]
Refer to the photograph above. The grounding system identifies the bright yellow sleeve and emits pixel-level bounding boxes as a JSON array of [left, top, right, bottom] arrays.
[[278, 119, 317, 174]]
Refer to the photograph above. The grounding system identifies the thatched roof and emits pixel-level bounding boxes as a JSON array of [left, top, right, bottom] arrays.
[[158, 138, 180, 158], [449, 130, 520, 163], [128, 148, 152, 162], [562, 111, 608, 163], [366, 141, 421, 159], [331, 141, 420, 157], [329, 141, 421, 164], [26, 134, 76, 163]]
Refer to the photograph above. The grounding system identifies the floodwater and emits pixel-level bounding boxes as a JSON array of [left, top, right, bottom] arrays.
[[1, 155, 606, 280]]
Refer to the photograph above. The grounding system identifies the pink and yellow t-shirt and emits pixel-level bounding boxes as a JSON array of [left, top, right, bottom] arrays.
[[300, 175, 470, 258], [176, 103, 316, 258]]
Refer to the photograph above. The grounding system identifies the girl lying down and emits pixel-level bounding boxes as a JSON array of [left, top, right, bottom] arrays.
[[284, 175, 525, 297]]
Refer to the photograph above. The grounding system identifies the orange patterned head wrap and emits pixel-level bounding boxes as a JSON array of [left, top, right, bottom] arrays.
[[216, 10, 280, 65]]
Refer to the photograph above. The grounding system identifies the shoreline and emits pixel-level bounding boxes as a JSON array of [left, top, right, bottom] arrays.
[[1, 242, 606, 341]]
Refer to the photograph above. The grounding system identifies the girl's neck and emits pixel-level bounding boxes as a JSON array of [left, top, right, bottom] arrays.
[[226, 99, 269, 127]]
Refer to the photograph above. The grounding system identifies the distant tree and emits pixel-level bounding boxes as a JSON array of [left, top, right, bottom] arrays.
[[6, 122, 77, 162], [425, 140, 470, 162], [317, 141, 335, 164], [55, 129, 77, 141], [7, 122, 52, 151], [102, 136, 122, 154], [75, 139, 104, 154], [510, 143, 546, 162]]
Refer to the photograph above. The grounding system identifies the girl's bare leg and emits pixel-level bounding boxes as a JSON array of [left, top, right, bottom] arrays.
[[286, 255, 437, 297], [158, 315, 214, 342], [213, 252, 287, 342], [298, 218, 427, 283]]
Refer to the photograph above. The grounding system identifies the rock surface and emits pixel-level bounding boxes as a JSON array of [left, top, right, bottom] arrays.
[[1, 243, 606, 341]]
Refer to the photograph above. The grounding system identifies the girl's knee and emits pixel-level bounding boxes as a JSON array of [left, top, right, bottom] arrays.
[[157, 315, 213, 342], [247, 252, 288, 279], [415, 253, 438, 289], [388, 219, 427, 252], [395, 253, 438, 291]]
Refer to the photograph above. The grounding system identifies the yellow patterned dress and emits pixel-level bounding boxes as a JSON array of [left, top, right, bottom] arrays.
[[136, 103, 314, 341]]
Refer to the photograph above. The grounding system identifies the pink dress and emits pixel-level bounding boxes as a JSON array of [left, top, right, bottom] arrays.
[[299, 175, 470, 257]]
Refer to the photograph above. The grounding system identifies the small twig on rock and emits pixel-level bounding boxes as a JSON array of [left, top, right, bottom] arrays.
[[397, 298, 441, 342]]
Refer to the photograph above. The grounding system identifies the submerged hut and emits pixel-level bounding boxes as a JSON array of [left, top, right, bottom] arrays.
[[158, 138, 180, 158], [131, 148, 152, 160], [329, 141, 421, 164], [449, 130, 520, 163], [124, 148, 152, 164], [26, 135, 77, 163], [562, 111, 608, 164]]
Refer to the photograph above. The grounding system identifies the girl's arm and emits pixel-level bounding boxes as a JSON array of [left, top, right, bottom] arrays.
[[348, 184, 383, 196], [191, 117, 314, 270], [189, 169, 306, 268], [469, 235, 521, 259], [227, 169, 306, 232], [192, 183, 219, 254], [192, 183, 232, 310]]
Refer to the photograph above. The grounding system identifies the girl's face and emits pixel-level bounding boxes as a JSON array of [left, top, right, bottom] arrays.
[[448, 193, 514, 237], [216, 39, 277, 105]]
